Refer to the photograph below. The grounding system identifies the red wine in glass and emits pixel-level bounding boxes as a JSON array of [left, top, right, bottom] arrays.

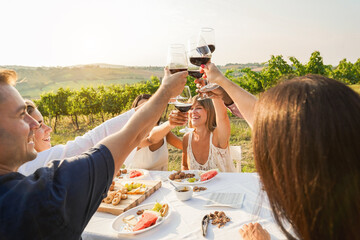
[[170, 68, 188, 74], [208, 44, 215, 53], [188, 70, 204, 78], [174, 103, 192, 112], [189, 57, 211, 66]]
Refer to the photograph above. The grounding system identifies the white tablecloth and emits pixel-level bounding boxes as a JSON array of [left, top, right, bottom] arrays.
[[83, 172, 289, 240]]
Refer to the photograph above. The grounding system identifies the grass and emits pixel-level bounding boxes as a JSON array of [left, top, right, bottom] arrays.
[[50, 115, 255, 173], [349, 84, 360, 94]]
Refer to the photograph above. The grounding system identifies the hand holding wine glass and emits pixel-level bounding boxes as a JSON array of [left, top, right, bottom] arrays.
[[168, 110, 188, 127], [200, 62, 224, 86], [161, 67, 188, 99], [197, 27, 220, 94], [173, 86, 193, 133]]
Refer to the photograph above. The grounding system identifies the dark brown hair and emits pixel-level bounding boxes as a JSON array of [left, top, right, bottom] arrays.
[[132, 94, 161, 125], [253, 74, 360, 239], [25, 99, 37, 115], [131, 94, 152, 108], [189, 96, 216, 132]]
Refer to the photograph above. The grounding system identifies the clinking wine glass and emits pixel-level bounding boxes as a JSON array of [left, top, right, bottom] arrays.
[[198, 27, 220, 96], [166, 44, 188, 103], [200, 27, 216, 53], [167, 44, 188, 74], [173, 86, 193, 133], [188, 35, 211, 100]]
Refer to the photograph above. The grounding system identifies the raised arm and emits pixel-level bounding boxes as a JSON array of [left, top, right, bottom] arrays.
[[137, 110, 187, 149], [100, 69, 188, 176], [212, 97, 231, 149], [203, 63, 257, 128], [18, 108, 136, 175], [181, 133, 190, 170]]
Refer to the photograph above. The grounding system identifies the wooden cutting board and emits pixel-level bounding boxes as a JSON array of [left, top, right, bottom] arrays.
[[97, 179, 162, 215]]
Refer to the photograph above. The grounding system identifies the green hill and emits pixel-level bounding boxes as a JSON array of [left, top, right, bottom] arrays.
[[1, 63, 261, 99], [1, 64, 164, 99]]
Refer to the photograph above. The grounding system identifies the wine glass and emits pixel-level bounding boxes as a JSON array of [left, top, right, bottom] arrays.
[[166, 44, 188, 74], [166, 44, 188, 103], [173, 86, 193, 133], [200, 27, 216, 53], [188, 35, 211, 67], [187, 36, 211, 99], [198, 28, 220, 95]]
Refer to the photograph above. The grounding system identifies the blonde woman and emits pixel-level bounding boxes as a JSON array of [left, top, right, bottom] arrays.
[[182, 96, 235, 172]]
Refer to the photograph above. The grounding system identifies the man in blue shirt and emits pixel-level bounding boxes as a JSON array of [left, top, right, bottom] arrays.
[[0, 68, 187, 239]]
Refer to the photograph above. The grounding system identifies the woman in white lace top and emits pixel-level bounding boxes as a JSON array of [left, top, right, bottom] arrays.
[[182, 96, 235, 172]]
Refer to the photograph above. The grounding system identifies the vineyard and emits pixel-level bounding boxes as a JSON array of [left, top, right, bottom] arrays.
[[33, 51, 360, 133], [28, 51, 360, 172]]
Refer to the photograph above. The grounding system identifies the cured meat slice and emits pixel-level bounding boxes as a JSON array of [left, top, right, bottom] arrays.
[[200, 170, 218, 181], [129, 170, 143, 178], [133, 212, 158, 231]]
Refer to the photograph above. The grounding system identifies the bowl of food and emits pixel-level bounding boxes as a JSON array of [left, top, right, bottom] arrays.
[[175, 186, 193, 201]]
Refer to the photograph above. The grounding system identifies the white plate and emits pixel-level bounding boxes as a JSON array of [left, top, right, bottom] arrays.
[[112, 202, 171, 235], [117, 169, 149, 180], [167, 170, 218, 185]]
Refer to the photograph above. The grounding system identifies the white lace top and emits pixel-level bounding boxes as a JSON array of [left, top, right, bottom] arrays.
[[187, 131, 235, 172]]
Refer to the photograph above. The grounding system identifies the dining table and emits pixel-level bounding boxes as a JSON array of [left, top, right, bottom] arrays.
[[83, 171, 290, 240]]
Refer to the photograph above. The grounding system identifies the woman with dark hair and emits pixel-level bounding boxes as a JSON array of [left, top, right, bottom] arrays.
[[203, 63, 360, 240], [126, 94, 187, 170], [182, 95, 235, 172]]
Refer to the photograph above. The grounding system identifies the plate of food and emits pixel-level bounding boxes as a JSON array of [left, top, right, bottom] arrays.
[[112, 202, 171, 235], [116, 169, 149, 180], [168, 169, 218, 185]]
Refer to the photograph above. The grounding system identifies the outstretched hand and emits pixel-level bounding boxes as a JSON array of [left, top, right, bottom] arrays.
[[168, 110, 188, 127], [194, 78, 233, 105], [161, 67, 188, 98], [239, 223, 271, 240]]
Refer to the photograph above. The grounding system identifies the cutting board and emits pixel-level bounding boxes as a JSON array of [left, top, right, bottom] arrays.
[[97, 179, 162, 215]]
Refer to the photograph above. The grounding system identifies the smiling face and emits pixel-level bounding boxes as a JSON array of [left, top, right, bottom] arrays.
[[0, 84, 39, 172], [189, 102, 208, 128], [30, 108, 52, 152]]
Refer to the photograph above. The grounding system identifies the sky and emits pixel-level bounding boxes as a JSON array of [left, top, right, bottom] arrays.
[[1, 0, 359, 67]]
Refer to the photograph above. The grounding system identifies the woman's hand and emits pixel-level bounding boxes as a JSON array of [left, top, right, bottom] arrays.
[[239, 223, 270, 240], [169, 110, 188, 128], [201, 63, 224, 85], [194, 78, 233, 105]]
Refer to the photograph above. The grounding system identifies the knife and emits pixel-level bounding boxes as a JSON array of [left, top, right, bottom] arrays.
[[202, 214, 210, 237]]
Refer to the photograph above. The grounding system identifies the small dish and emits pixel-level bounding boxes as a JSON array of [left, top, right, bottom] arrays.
[[175, 186, 193, 201]]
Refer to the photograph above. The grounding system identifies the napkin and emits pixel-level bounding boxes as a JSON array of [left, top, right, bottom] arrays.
[[204, 192, 245, 208]]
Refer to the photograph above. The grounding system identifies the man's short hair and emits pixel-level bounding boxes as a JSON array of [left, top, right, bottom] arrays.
[[0, 69, 17, 103], [0, 69, 17, 86]]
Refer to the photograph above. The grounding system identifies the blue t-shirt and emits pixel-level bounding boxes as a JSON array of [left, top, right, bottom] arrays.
[[0, 144, 114, 240]]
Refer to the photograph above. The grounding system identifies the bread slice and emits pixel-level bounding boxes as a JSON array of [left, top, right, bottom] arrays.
[[123, 215, 138, 226]]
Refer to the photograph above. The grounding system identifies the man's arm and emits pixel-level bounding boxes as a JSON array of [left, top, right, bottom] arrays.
[[18, 109, 136, 176], [100, 69, 188, 177]]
